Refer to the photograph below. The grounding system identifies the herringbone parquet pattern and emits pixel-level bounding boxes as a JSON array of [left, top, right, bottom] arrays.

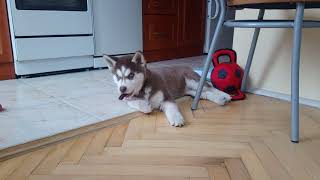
[[1, 94, 320, 180]]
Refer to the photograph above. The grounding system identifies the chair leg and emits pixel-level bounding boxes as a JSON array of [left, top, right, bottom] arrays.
[[191, 0, 227, 110], [241, 9, 265, 92], [291, 2, 304, 143]]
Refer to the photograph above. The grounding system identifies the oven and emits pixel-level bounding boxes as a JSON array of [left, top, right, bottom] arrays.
[[6, 0, 94, 75], [9, 0, 93, 36]]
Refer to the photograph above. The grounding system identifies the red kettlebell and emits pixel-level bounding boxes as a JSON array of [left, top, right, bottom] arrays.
[[210, 49, 245, 100]]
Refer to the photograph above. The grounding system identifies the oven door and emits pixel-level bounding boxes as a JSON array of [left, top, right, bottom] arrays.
[[8, 0, 93, 36]]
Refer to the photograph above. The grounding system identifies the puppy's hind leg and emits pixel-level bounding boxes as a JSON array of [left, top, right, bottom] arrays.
[[202, 87, 232, 105], [161, 101, 184, 127], [185, 79, 231, 106]]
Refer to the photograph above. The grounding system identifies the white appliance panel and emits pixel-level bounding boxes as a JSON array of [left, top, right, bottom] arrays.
[[9, 0, 93, 36], [93, 0, 142, 56], [14, 56, 93, 75], [16, 36, 94, 61]]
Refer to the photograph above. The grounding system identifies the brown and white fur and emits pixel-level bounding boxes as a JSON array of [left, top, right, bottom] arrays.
[[104, 51, 231, 127]]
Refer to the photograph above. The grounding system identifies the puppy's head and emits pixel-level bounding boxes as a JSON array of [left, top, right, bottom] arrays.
[[103, 51, 147, 100]]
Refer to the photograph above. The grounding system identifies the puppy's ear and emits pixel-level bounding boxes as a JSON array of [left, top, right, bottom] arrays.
[[103, 55, 116, 70], [132, 51, 146, 67]]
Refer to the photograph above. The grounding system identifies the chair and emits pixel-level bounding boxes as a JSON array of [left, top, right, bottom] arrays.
[[191, 0, 320, 143]]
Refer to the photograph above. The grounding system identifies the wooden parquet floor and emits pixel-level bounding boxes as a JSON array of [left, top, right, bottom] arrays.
[[1, 94, 320, 180]]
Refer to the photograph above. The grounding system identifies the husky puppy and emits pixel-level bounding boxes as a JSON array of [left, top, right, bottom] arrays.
[[104, 51, 231, 127]]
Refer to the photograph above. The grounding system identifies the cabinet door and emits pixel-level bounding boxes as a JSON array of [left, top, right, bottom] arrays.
[[143, 0, 177, 15], [142, 0, 206, 61], [143, 15, 178, 51], [178, 0, 205, 49], [0, 0, 12, 63], [0, 0, 15, 80]]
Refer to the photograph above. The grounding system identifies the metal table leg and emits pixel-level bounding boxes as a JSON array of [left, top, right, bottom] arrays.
[[191, 0, 226, 110], [291, 2, 305, 143], [241, 9, 265, 92]]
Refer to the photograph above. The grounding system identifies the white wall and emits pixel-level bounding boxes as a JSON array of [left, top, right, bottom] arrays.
[[233, 9, 320, 102]]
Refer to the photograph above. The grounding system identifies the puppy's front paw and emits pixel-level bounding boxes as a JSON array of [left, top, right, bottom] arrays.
[[215, 92, 232, 106], [167, 112, 185, 127], [162, 101, 185, 127]]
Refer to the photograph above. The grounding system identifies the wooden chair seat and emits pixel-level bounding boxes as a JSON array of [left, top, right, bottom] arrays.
[[228, 0, 320, 8]]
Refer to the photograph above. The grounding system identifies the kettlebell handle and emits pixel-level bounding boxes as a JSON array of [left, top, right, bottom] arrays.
[[212, 49, 237, 66]]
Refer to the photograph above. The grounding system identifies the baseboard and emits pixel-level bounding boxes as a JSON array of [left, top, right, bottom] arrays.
[[14, 56, 93, 76], [144, 47, 204, 62], [248, 88, 320, 108], [94, 57, 107, 68]]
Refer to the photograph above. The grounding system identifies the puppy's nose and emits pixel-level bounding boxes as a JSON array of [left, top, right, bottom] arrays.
[[120, 86, 127, 93]]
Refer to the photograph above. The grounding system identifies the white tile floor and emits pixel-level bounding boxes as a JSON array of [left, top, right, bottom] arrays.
[[0, 56, 205, 149]]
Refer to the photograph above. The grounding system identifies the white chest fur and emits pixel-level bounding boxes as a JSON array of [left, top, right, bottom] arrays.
[[126, 87, 165, 113], [149, 91, 164, 109]]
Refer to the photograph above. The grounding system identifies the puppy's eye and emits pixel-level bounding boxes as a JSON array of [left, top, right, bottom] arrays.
[[128, 72, 135, 80]]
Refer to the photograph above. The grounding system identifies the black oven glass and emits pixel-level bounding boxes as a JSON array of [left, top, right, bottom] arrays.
[[15, 0, 87, 11]]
